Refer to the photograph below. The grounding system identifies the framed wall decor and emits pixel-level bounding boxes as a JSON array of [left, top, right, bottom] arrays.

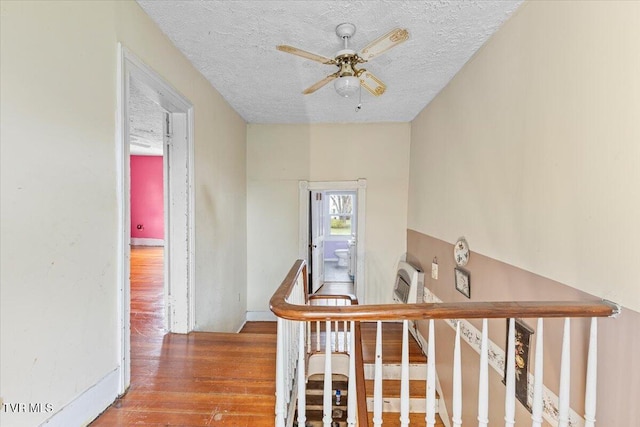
[[503, 318, 534, 412], [454, 267, 470, 299]]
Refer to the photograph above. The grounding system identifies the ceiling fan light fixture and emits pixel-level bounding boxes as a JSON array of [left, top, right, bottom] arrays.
[[334, 76, 360, 97]]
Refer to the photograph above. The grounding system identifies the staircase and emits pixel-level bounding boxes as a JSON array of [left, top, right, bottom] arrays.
[[297, 374, 350, 427], [296, 322, 443, 427], [361, 322, 444, 426], [363, 362, 444, 426]]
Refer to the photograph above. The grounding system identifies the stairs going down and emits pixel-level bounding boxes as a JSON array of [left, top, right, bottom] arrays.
[[296, 374, 350, 427], [361, 322, 445, 427]]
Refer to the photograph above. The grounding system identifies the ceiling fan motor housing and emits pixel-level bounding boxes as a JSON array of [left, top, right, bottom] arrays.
[[335, 49, 361, 77]]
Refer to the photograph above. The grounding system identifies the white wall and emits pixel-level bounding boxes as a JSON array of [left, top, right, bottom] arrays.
[[408, 0, 640, 312], [247, 123, 410, 311], [0, 1, 246, 426]]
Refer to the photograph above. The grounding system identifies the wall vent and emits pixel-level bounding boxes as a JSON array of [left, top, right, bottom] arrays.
[[392, 261, 424, 304]]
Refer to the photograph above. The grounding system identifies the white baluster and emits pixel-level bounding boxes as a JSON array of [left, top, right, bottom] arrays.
[[452, 321, 462, 427], [477, 319, 489, 427], [558, 318, 571, 427], [504, 318, 516, 427], [584, 318, 598, 427], [531, 318, 544, 427], [316, 320, 321, 352], [426, 319, 436, 427], [323, 321, 333, 427], [285, 320, 291, 399], [297, 321, 307, 427], [347, 321, 357, 427], [335, 320, 339, 352], [343, 320, 348, 352], [400, 320, 410, 427], [307, 321, 311, 354], [275, 318, 285, 427], [373, 320, 383, 427]]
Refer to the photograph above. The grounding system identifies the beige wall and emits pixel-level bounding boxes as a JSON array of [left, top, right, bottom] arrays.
[[0, 1, 246, 425], [407, 0, 639, 424], [247, 123, 410, 310], [408, 0, 640, 313]]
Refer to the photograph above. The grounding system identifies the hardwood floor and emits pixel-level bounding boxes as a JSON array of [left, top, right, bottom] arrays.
[[90, 247, 276, 426], [91, 248, 437, 426]]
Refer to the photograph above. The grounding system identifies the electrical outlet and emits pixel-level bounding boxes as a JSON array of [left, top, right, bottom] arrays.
[[431, 261, 438, 280]]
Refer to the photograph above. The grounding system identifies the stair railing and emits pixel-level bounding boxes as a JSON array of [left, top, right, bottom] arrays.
[[271, 260, 620, 427]]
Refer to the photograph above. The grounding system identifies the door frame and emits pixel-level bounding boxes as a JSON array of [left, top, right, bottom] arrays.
[[116, 44, 195, 393], [299, 179, 367, 302]]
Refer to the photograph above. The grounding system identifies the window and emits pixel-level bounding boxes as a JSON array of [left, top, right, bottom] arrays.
[[327, 192, 355, 236]]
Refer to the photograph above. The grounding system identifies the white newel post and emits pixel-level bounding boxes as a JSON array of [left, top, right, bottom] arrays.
[[452, 321, 462, 427], [400, 320, 410, 427], [504, 318, 516, 427], [584, 318, 598, 427], [373, 321, 383, 427], [558, 318, 571, 427], [477, 319, 489, 427], [531, 318, 544, 427], [297, 321, 307, 427], [426, 319, 436, 427], [347, 321, 357, 427], [323, 320, 333, 427]]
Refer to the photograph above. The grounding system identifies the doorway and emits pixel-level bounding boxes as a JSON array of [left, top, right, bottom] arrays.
[[117, 45, 194, 393], [317, 190, 356, 284], [299, 180, 367, 302]]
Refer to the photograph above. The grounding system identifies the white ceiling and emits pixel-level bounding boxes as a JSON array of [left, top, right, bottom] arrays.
[[136, 0, 523, 124], [129, 79, 165, 156]]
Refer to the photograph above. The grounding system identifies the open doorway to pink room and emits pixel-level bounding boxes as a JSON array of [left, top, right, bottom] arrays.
[[117, 46, 194, 393]]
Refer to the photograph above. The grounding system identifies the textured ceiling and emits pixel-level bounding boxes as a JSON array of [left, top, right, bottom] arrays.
[[136, 0, 523, 124], [129, 79, 165, 156]]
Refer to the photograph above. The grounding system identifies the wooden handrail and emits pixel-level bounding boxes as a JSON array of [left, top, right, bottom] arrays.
[[270, 260, 621, 321], [309, 294, 358, 304]]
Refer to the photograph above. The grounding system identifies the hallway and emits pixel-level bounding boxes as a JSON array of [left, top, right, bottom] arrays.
[[90, 247, 276, 426]]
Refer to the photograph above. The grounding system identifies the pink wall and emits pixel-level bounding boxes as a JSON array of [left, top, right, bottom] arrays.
[[130, 155, 163, 239]]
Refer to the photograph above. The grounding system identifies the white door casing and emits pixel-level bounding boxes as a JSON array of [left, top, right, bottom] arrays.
[[117, 44, 195, 393], [299, 180, 367, 302]]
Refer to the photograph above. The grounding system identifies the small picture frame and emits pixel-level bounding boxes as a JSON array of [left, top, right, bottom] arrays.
[[454, 267, 471, 299]]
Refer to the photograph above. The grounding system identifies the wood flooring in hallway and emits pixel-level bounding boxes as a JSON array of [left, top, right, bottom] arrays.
[[90, 246, 276, 426]]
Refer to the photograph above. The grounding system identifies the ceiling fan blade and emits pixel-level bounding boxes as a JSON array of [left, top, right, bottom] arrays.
[[358, 28, 409, 61], [359, 70, 387, 96], [303, 73, 339, 95], [277, 45, 336, 65]]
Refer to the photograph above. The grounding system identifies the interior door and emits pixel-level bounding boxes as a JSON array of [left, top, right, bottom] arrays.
[[310, 190, 325, 293]]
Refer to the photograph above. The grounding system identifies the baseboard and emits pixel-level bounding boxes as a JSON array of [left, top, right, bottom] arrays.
[[41, 367, 120, 427], [130, 238, 164, 246], [246, 311, 277, 321]]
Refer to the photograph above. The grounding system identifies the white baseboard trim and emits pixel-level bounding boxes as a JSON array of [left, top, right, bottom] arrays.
[[41, 367, 120, 427], [246, 311, 277, 322], [130, 238, 164, 246]]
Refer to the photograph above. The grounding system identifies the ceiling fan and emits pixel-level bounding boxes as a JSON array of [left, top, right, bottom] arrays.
[[277, 23, 409, 98]]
